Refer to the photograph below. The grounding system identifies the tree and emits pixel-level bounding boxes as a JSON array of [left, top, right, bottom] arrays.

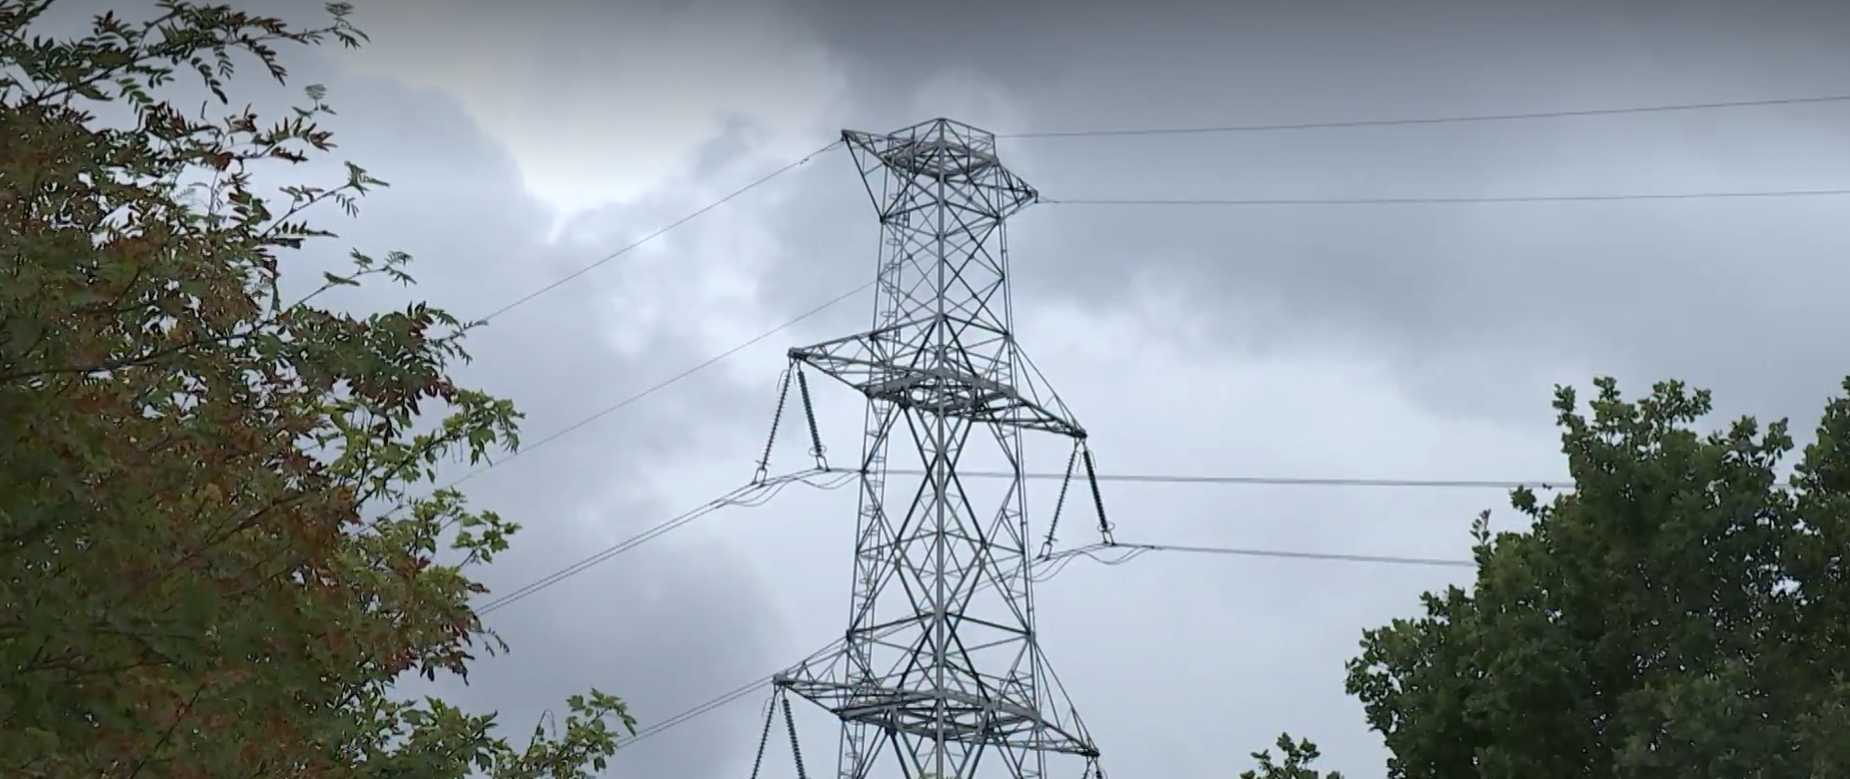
[[1337, 377, 1850, 778], [0, 1, 632, 776], [1240, 733, 1344, 779]]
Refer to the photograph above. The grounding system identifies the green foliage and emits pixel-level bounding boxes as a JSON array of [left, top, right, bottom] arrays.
[[0, 1, 632, 776], [1339, 377, 1850, 778], [1240, 733, 1343, 779]]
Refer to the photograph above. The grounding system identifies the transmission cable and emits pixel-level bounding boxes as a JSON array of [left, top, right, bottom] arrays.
[[618, 669, 788, 747], [616, 636, 846, 748], [610, 557, 1063, 748], [473, 140, 843, 325], [1040, 188, 1850, 207], [1036, 541, 1474, 579], [858, 467, 1562, 491], [472, 464, 1551, 615], [603, 529, 1482, 750], [443, 286, 1562, 498], [433, 301, 1550, 619], [439, 281, 872, 494], [999, 93, 1850, 139], [434, 93, 1850, 323], [475, 469, 856, 616]]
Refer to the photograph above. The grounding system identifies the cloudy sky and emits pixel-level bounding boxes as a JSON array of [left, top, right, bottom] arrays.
[[42, 0, 1850, 775]]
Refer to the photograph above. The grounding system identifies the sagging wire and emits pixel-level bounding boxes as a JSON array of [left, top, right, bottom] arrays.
[[729, 470, 857, 509], [1030, 543, 1149, 583], [475, 468, 853, 616], [607, 495, 1477, 753], [618, 554, 1107, 751], [1031, 540, 1475, 581], [618, 670, 783, 748]]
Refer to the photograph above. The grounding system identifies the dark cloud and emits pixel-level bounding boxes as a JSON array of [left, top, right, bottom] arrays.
[[32, 0, 1850, 775], [753, 0, 1850, 426], [697, 6, 1850, 768]]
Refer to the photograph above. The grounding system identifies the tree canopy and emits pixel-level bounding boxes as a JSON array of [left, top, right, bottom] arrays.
[[1240, 734, 1343, 779], [0, 1, 630, 776], [1251, 377, 1850, 778]]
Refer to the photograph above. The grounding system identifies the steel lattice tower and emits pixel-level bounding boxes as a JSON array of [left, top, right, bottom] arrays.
[[766, 118, 1109, 779]]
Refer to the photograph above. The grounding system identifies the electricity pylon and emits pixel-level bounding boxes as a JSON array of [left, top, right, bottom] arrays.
[[750, 118, 1112, 779]]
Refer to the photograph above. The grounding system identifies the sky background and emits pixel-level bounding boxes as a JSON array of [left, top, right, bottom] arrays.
[[34, 0, 1850, 775]]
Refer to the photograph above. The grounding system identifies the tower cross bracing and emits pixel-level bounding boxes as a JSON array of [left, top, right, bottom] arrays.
[[761, 118, 1109, 779]]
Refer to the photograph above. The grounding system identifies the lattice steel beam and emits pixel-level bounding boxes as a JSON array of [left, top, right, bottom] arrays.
[[757, 118, 1109, 779]]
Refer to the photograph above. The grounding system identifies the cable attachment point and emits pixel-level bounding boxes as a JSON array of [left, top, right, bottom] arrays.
[[1039, 443, 1081, 560], [795, 365, 829, 470], [1081, 445, 1115, 546], [755, 367, 794, 484]]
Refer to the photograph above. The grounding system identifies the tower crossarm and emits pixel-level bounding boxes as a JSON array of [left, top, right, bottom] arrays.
[[842, 122, 1037, 221], [789, 336, 1086, 440], [774, 677, 1100, 759]]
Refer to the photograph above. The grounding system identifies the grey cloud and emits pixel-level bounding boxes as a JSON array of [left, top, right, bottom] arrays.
[[39, 0, 1850, 775], [639, 2, 1850, 772], [309, 0, 1850, 773], [747, 0, 1850, 428]]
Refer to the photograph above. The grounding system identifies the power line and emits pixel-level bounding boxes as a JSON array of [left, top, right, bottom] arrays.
[[445, 288, 1561, 499], [1041, 189, 1850, 207], [999, 93, 1850, 139], [863, 467, 1563, 491], [473, 465, 1555, 614], [614, 635, 852, 748], [1041, 541, 1475, 572], [619, 672, 776, 747], [473, 141, 842, 325], [476, 470, 854, 615], [607, 533, 1481, 750], [433, 297, 1549, 619], [612, 554, 1058, 749], [477, 465, 1510, 619], [1138, 542, 1472, 568], [441, 282, 871, 493]]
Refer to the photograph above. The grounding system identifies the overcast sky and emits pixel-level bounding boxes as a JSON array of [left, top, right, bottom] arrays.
[[41, 0, 1850, 775]]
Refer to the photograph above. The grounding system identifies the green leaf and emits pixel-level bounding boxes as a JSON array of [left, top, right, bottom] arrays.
[[0, 4, 628, 777], [1336, 376, 1844, 778]]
